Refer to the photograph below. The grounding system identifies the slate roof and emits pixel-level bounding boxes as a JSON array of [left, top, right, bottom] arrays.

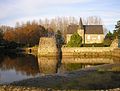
[[67, 24, 103, 34], [67, 24, 79, 34], [84, 25, 103, 34]]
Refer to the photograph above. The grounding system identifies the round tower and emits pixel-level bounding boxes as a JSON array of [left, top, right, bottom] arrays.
[[38, 37, 58, 56]]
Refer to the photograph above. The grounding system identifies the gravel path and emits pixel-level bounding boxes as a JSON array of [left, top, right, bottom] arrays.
[[0, 85, 120, 91]]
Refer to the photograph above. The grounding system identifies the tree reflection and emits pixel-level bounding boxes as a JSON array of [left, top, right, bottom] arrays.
[[0, 54, 40, 76], [1, 54, 119, 77]]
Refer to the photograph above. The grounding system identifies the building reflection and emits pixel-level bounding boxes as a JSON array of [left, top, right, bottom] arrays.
[[37, 57, 58, 74], [0, 53, 120, 84], [1, 54, 119, 77], [37, 55, 120, 74], [62, 56, 114, 64], [112, 56, 120, 63], [60, 56, 120, 72]]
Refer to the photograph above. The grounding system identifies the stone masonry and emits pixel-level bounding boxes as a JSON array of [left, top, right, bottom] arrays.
[[38, 37, 58, 56]]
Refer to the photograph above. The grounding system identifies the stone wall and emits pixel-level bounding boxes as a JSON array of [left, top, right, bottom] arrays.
[[66, 34, 104, 44], [62, 47, 114, 56], [37, 37, 119, 57], [110, 38, 118, 48], [62, 38, 119, 56], [85, 34, 104, 44], [38, 37, 58, 56], [112, 48, 120, 57], [77, 28, 84, 43], [66, 34, 72, 43]]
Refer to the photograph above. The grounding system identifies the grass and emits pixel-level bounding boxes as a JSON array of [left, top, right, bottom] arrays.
[[97, 66, 120, 72], [64, 63, 82, 71]]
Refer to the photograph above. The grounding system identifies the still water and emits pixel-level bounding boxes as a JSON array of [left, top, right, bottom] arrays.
[[0, 54, 120, 84]]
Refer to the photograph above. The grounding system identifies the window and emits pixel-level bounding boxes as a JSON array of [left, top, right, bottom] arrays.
[[87, 35, 90, 40], [98, 35, 100, 40]]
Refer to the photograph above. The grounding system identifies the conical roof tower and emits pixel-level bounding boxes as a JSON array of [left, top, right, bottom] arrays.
[[79, 18, 84, 29]]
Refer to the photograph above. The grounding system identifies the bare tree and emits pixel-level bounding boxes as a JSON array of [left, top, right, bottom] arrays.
[[49, 18, 57, 31], [15, 22, 20, 28], [68, 16, 78, 24], [86, 16, 102, 25], [44, 18, 50, 29], [103, 26, 108, 35]]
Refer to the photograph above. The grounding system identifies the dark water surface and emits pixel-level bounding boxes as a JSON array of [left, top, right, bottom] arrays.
[[0, 53, 120, 84]]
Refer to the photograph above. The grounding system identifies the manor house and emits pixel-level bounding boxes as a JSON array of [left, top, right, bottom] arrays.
[[66, 18, 105, 44]]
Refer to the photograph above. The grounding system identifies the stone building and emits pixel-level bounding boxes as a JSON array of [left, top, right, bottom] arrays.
[[66, 18, 105, 44], [38, 37, 58, 56]]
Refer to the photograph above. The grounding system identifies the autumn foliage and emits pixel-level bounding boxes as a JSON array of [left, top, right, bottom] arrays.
[[3, 22, 47, 47], [0, 16, 108, 47]]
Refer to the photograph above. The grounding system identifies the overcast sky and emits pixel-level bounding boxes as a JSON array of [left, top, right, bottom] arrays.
[[0, 0, 120, 32]]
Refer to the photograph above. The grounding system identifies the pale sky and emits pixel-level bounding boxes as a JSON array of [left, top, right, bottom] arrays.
[[0, 0, 120, 32]]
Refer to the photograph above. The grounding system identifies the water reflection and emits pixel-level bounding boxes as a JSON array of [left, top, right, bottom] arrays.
[[37, 57, 58, 74], [0, 54, 40, 84], [0, 54, 40, 76], [0, 53, 120, 84], [37, 56, 120, 74]]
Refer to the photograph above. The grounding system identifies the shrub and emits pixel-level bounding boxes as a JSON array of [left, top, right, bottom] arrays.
[[67, 32, 82, 47]]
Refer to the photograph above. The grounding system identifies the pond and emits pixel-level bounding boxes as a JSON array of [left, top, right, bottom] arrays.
[[0, 53, 120, 85]]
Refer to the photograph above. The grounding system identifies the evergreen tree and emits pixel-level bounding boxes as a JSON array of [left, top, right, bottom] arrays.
[[115, 20, 120, 47], [67, 32, 82, 47], [113, 20, 120, 38], [55, 30, 64, 48]]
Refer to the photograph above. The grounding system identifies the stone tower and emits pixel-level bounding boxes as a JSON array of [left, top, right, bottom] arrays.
[[38, 37, 58, 56], [77, 18, 85, 44]]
